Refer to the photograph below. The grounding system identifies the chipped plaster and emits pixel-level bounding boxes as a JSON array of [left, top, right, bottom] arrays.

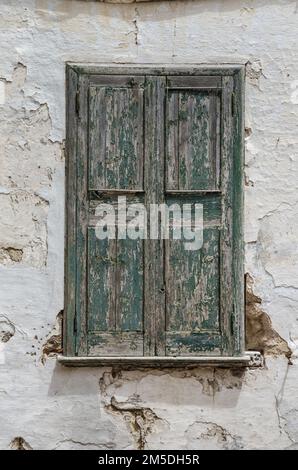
[[0, 0, 298, 450]]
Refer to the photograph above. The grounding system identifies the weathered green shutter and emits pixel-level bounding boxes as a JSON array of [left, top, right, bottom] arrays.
[[65, 65, 244, 361], [88, 75, 145, 356], [165, 76, 221, 355]]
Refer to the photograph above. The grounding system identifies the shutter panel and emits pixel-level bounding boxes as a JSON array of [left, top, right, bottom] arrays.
[[165, 76, 222, 355], [86, 75, 146, 356], [143, 76, 166, 356], [65, 66, 244, 360], [88, 76, 144, 191]]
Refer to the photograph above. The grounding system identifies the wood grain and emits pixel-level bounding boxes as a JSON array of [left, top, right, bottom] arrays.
[[64, 65, 245, 363], [144, 76, 166, 356]]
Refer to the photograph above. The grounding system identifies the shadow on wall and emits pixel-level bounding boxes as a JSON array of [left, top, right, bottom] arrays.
[[47, 363, 247, 449], [48, 361, 246, 408], [45, 272, 292, 406], [43, 274, 293, 448]]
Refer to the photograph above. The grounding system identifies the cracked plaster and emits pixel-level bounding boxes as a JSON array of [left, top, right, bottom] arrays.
[[0, 0, 298, 450]]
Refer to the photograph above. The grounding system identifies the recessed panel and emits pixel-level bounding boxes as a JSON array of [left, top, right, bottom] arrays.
[[166, 90, 220, 191], [89, 79, 144, 190]]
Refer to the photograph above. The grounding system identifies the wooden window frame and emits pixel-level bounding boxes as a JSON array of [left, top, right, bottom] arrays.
[[59, 63, 261, 368]]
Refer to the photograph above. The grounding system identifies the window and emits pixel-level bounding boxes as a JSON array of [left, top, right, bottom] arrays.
[[61, 64, 248, 367]]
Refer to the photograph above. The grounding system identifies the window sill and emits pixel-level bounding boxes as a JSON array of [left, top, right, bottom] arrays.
[[57, 351, 262, 368]]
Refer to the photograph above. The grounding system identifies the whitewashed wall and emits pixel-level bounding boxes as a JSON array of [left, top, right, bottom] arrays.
[[0, 0, 298, 450]]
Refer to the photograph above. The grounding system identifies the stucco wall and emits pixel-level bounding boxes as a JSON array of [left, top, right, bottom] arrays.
[[0, 0, 298, 450]]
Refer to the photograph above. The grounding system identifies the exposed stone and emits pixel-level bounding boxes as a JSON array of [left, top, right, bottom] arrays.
[[10, 437, 32, 450], [246, 59, 264, 87], [0, 316, 15, 343], [0, 247, 23, 264], [245, 274, 291, 359], [41, 311, 63, 364]]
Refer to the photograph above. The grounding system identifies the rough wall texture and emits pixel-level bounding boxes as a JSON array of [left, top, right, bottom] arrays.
[[0, 0, 298, 450]]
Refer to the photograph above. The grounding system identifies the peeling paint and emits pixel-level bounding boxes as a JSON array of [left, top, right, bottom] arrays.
[[0, 0, 298, 451]]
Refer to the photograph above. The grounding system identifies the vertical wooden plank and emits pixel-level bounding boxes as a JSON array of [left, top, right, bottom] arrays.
[[232, 67, 245, 354], [105, 88, 118, 189], [76, 73, 89, 355], [118, 87, 144, 190], [178, 91, 188, 190], [166, 90, 179, 190], [89, 86, 107, 189], [202, 228, 221, 330], [64, 65, 78, 356], [209, 91, 221, 189], [220, 75, 234, 355], [144, 76, 166, 356], [215, 93, 221, 188], [87, 78, 145, 355]]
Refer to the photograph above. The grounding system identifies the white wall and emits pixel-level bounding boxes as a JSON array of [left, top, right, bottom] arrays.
[[0, 0, 298, 449]]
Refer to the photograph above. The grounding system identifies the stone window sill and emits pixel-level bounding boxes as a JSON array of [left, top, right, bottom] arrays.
[[57, 351, 262, 368]]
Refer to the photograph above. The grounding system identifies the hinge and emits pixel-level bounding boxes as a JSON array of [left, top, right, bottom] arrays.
[[75, 89, 80, 117]]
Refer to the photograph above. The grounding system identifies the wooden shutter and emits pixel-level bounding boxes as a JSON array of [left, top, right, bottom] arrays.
[[65, 65, 244, 360]]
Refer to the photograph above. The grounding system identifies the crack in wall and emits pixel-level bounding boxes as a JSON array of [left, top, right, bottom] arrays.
[[99, 368, 245, 449], [274, 363, 297, 447], [53, 438, 113, 450], [185, 420, 243, 450], [0, 61, 64, 269], [133, 7, 139, 45], [106, 396, 162, 450]]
